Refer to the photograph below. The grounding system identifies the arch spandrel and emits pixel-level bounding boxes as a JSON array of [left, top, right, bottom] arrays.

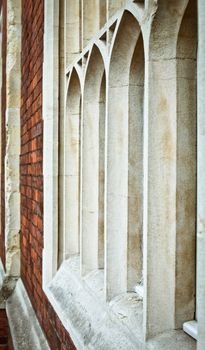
[[83, 44, 107, 93]]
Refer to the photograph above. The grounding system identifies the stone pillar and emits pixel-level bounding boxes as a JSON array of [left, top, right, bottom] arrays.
[[5, 0, 21, 277], [143, 0, 195, 339], [81, 47, 105, 275], [197, 1, 205, 349], [58, 0, 65, 265], [43, 0, 59, 286], [64, 69, 81, 258]]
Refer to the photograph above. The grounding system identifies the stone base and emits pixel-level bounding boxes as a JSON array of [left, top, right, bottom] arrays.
[[6, 279, 50, 350], [45, 256, 196, 350]]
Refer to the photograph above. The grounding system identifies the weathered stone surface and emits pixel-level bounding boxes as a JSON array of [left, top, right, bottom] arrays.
[[7, 280, 50, 350], [43, 0, 199, 348], [5, 0, 21, 278], [46, 256, 196, 350]]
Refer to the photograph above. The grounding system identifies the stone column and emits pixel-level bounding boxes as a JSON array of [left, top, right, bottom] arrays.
[[143, 0, 195, 339], [64, 69, 81, 258], [5, 0, 21, 277], [197, 1, 205, 349], [43, 0, 59, 287], [81, 47, 105, 275], [58, 0, 65, 265]]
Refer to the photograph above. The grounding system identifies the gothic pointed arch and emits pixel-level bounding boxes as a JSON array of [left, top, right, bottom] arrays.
[[106, 10, 145, 299]]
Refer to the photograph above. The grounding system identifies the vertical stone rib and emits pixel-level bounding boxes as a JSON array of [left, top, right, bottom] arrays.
[[5, 0, 21, 277], [197, 0, 205, 348]]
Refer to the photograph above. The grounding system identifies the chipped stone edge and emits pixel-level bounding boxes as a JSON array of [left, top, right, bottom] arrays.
[[0, 259, 4, 286], [0, 259, 5, 308], [6, 279, 50, 350], [5, 0, 21, 278], [183, 321, 197, 340]]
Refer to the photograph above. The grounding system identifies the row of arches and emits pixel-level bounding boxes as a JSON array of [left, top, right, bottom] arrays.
[[62, 0, 197, 337], [64, 11, 145, 298], [64, 0, 134, 65]]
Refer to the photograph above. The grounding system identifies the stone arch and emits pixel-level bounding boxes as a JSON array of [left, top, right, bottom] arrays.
[[63, 68, 82, 259], [143, 0, 195, 338], [149, 0, 189, 60], [106, 10, 144, 299], [81, 45, 106, 275]]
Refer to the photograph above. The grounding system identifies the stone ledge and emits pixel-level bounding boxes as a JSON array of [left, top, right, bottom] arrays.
[[6, 279, 50, 350], [45, 256, 196, 350]]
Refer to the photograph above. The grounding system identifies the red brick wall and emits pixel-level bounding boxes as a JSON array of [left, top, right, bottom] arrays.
[[0, 0, 7, 268], [20, 1, 75, 349], [0, 309, 8, 349], [0, 309, 13, 350]]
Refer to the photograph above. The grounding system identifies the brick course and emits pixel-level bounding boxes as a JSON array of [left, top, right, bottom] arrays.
[[20, 1, 75, 349]]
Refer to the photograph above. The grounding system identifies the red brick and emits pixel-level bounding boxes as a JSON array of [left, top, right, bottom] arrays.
[[18, 1, 76, 349]]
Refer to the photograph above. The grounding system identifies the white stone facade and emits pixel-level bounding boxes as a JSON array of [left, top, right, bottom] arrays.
[[42, 0, 204, 349]]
